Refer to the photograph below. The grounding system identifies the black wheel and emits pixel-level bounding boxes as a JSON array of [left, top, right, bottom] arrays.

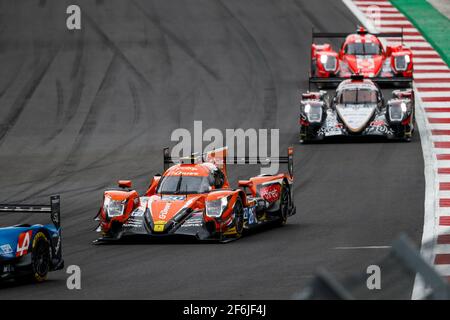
[[300, 126, 311, 144], [30, 232, 51, 282], [299, 127, 306, 143], [393, 125, 412, 142], [276, 183, 290, 226], [232, 198, 244, 238], [310, 61, 316, 78]]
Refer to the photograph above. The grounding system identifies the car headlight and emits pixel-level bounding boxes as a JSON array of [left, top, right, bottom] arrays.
[[104, 197, 126, 217], [401, 102, 407, 113], [304, 103, 311, 114], [320, 55, 337, 72], [301, 102, 323, 123], [394, 55, 410, 72], [206, 196, 230, 218], [388, 101, 410, 122]]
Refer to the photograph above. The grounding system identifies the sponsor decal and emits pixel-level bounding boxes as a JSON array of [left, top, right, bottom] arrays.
[[191, 211, 203, 217], [162, 195, 186, 201], [159, 202, 171, 219], [3, 264, 12, 273], [153, 220, 166, 232], [259, 184, 281, 203], [131, 209, 144, 217], [366, 115, 395, 135], [317, 112, 343, 136], [356, 58, 375, 71], [181, 216, 203, 228], [370, 120, 385, 127], [16, 230, 32, 257], [244, 206, 257, 225], [171, 170, 200, 176], [123, 218, 143, 228], [0, 244, 13, 255], [176, 166, 198, 171], [366, 125, 394, 135]]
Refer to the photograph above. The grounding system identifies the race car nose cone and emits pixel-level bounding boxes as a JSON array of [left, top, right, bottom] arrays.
[[336, 104, 376, 133]]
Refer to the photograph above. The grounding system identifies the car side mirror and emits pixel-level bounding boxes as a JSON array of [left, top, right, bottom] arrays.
[[118, 180, 132, 189]]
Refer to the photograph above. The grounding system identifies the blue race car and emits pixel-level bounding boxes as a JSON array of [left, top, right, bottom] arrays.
[[0, 195, 63, 282]]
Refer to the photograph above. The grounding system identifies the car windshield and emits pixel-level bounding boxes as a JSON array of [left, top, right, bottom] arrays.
[[156, 175, 211, 194], [345, 43, 381, 55], [339, 88, 378, 104]]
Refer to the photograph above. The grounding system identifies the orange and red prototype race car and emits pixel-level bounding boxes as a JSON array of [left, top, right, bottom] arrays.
[[310, 27, 413, 88], [94, 147, 296, 243]]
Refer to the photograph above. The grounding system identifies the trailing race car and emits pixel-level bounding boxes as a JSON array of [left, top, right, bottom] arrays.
[[94, 147, 296, 243], [0, 195, 63, 282], [310, 27, 413, 88], [299, 75, 415, 142]]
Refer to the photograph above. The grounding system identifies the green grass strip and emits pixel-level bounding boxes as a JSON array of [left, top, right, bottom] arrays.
[[390, 0, 450, 66]]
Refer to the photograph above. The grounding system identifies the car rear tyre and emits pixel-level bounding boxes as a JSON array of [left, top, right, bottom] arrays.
[[276, 183, 290, 226], [30, 232, 51, 282], [233, 198, 244, 238]]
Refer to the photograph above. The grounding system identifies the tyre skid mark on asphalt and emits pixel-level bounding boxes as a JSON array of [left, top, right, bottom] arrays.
[[83, 12, 153, 90], [14, 54, 121, 202], [347, 0, 450, 298], [133, 0, 173, 70], [70, 31, 85, 80], [6, 60, 88, 202], [132, 0, 219, 81], [55, 79, 64, 123], [16, 54, 122, 201], [0, 47, 60, 146], [128, 80, 141, 125], [217, 0, 278, 129], [0, 55, 24, 99], [226, 30, 261, 125], [2, 130, 148, 199], [45, 34, 87, 143], [51, 30, 88, 139]]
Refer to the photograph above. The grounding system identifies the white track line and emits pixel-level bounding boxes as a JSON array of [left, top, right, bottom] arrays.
[[416, 66, 450, 71], [334, 246, 392, 249], [420, 92, 450, 98]]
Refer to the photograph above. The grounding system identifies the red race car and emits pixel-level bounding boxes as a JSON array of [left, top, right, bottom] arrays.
[[310, 27, 413, 88], [94, 147, 296, 243]]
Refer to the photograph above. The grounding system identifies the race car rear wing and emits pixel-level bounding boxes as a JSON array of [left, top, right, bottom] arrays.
[[312, 26, 405, 43], [164, 146, 294, 179], [309, 76, 413, 87], [0, 195, 61, 228], [312, 32, 404, 39]]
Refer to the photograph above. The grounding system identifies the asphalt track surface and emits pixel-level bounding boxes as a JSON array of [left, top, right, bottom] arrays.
[[0, 0, 424, 299]]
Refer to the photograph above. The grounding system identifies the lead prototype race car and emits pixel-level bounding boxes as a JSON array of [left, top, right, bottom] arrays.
[[299, 75, 415, 142], [310, 27, 413, 88], [94, 147, 296, 243], [0, 195, 63, 282]]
